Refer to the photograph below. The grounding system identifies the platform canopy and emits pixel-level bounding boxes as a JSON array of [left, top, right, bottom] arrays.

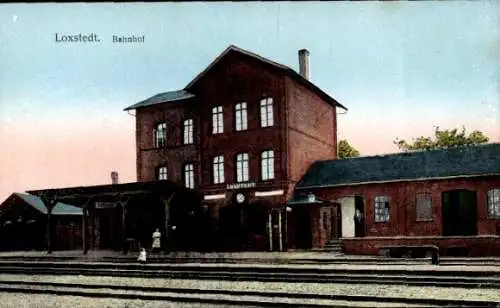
[[26, 180, 202, 207]]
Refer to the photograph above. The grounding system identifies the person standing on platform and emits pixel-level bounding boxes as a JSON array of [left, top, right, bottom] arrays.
[[137, 247, 147, 263], [151, 228, 161, 255]]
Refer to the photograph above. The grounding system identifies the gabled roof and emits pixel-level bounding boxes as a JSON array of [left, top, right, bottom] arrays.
[[297, 143, 500, 190], [185, 45, 347, 111], [124, 90, 195, 111], [12, 193, 82, 216], [124, 45, 347, 111]]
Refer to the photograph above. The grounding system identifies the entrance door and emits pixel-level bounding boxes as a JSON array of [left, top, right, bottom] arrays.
[[294, 207, 312, 249], [442, 190, 477, 236], [269, 211, 282, 251], [330, 204, 341, 238], [354, 196, 365, 237]]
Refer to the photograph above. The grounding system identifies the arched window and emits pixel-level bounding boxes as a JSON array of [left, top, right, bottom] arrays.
[[261, 150, 275, 180], [236, 153, 249, 183], [183, 119, 194, 144], [487, 189, 500, 219], [157, 166, 168, 180], [213, 155, 225, 184], [235, 102, 248, 131], [260, 97, 274, 127], [154, 123, 167, 147], [212, 106, 223, 134], [184, 163, 195, 189]]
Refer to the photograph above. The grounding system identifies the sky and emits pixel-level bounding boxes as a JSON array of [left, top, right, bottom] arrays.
[[0, 2, 499, 203]]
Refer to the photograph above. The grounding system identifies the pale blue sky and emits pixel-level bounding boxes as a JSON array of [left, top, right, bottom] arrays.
[[0, 2, 499, 201]]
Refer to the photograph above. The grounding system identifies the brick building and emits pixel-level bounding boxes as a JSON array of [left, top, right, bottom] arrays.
[[288, 143, 500, 256], [124, 45, 347, 251], [0, 193, 83, 251]]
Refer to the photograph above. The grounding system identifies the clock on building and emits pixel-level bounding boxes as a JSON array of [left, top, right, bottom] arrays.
[[236, 193, 245, 203]]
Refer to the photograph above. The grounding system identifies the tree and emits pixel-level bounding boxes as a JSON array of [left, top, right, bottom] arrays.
[[394, 126, 489, 152], [338, 139, 360, 159]]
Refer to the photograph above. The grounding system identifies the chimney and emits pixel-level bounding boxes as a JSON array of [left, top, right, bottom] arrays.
[[111, 171, 119, 185], [298, 49, 310, 80]]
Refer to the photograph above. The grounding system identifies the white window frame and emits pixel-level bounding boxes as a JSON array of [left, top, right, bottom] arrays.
[[154, 123, 167, 148], [236, 153, 249, 183], [184, 163, 195, 189], [157, 166, 168, 180], [212, 106, 223, 134], [487, 188, 500, 219], [213, 155, 225, 184], [235, 102, 248, 131], [261, 150, 275, 180], [260, 97, 274, 127], [374, 196, 390, 222], [183, 118, 194, 145], [415, 192, 433, 221]]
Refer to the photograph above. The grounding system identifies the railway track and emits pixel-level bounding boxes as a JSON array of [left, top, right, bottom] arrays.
[[0, 279, 497, 307], [0, 261, 498, 289]]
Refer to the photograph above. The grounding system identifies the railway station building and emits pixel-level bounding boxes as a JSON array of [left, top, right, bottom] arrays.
[[9, 45, 500, 256]]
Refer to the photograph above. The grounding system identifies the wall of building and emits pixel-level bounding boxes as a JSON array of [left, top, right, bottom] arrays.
[[342, 236, 500, 256], [285, 76, 337, 185], [135, 101, 200, 184], [193, 52, 288, 195], [311, 177, 500, 238], [340, 196, 355, 238], [302, 176, 500, 255]]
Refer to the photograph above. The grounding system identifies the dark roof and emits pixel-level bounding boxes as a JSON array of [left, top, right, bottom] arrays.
[[185, 45, 347, 111], [123, 90, 195, 111], [297, 143, 500, 189], [13, 193, 82, 216], [286, 192, 324, 206], [124, 45, 347, 111], [26, 180, 201, 206]]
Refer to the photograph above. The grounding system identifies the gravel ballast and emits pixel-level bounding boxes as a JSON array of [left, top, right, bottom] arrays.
[[0, 274, 498, 302]]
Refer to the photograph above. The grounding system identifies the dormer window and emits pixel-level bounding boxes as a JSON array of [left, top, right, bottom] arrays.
[[154, 123, 167, 148]]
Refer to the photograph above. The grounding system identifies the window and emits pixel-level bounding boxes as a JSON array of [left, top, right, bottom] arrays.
[[154, 123, 167, 147], [416, 192, 433, 221], [212, 106, 223, 134], [261, 150, 275, 180], [236, 153, 249, 183], [487, 189, 500, 219], [157, 166, 168, 180], [183, 119, 194, 144], [213, 155, 225, 184], [235, 102, 248, 131], [374, 196, 390, 222], [260, 97, 274, 127], [184, 164, 194, 189]]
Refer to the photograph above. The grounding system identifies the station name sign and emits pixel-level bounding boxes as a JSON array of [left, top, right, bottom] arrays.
[[95, 202, 117, 209], [226, 182, 256, 190]]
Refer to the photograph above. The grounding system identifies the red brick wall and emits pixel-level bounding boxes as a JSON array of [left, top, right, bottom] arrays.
[[192, 52, 288, 195], [285, 76, 337, 185], [310, 177, 500, 238], [136, 102, 201, 184], [342, 236, 500, 256], [136, 50, 341, 209]]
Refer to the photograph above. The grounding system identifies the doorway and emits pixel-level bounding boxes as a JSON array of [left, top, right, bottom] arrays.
[[441, 190, 477, 236], [354, 196, 365, 237], [330, 204, 342, 238], [294, 206, 312, 249]]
